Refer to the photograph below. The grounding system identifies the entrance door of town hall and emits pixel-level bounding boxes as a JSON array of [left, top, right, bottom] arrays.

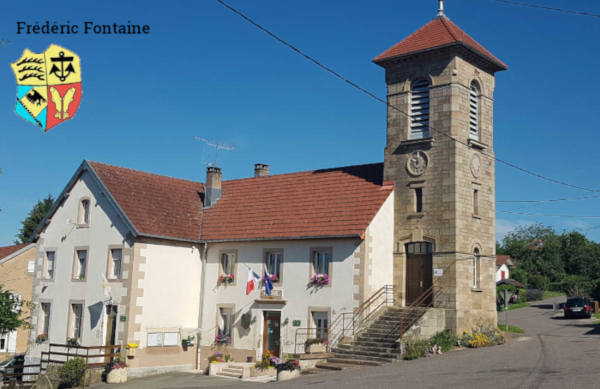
[[405, 242, 433, 305], [263, 311, 281, 357]]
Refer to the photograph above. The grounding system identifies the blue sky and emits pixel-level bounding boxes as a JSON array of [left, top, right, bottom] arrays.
[[1, 0, 599, 246]]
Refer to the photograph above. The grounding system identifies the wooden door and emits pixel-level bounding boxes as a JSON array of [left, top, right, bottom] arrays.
[[262, 311, 281, 357], [105, 305, 117, 363], [405, 242, 433, 305]]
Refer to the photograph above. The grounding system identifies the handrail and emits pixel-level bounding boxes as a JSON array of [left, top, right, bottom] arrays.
[[293, 328, 329, 354], [40, 343, 121, 371], [385, 285, 443, 340]]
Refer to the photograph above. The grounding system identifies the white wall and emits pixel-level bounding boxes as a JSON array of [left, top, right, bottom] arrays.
[[364, 193, 395, 298], [28, 171, 130, 358], [199, 239, 361, 354], [495, 264, 510, 282], [134, 242, 202, 348]]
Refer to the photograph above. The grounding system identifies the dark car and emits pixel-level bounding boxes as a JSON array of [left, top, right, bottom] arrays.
[[0, 354, 25, 383], [564, 297, 592, 319]]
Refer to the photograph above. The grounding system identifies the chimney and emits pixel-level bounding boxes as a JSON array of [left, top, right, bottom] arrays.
[[254, 163, 270, 178], [205, 166, 222, 207]]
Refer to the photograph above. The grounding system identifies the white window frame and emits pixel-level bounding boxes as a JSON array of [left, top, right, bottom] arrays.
[[69, 303, 83, 340], [219, 307, 233, 337], [44, 251, 55, 280], [73, 250, 88, 280], [109, 248, 122, 279], [78, 198, 91, 226], [40, 302, 51, 336], [410, 79, 430, 139]]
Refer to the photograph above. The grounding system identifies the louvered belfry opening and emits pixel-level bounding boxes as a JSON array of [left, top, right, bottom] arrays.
[[469, 82, 479, 140], [410, 79, 430, 139]]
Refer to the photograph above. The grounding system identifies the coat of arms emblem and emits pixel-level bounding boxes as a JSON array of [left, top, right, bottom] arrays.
[[10, 44, 82, 131]]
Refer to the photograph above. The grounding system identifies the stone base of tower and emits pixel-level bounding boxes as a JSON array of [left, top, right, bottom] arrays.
[[395, 251, 497, 335]]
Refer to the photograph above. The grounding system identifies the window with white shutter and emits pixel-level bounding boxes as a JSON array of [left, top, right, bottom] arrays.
[[410, 79, 430, 139], [469, 82, 479, 140]]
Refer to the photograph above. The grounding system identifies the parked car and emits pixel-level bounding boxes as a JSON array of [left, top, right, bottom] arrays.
[[0, 354, 25, 383], [564, 297, 592, 319]]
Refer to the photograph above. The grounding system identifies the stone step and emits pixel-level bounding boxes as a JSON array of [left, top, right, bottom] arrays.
[[332, 352, 396, 364], [222, 367, 244, 374], [336, 344, 401, 355], [332, 348, 399, 360], [351, 339, 399, 348], [326, 357, 381, 366], [217, 371, 242, 379], [358, 332, 399, 340], [315, 362, 356, 371]]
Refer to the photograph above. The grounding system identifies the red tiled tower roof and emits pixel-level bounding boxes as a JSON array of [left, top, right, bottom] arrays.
[[373, 16, 507, 70], [88, 161, 393, 242]]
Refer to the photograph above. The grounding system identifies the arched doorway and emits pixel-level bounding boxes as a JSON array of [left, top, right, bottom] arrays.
[[405, 242, 433, 305]]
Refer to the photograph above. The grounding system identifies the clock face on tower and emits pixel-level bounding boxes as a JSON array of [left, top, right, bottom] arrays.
[[406, 151, 429, 176]]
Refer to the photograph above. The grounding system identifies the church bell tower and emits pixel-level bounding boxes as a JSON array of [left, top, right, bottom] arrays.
[[374, 1, 507, 332]]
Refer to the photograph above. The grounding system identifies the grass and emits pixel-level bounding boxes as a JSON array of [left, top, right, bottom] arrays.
[[593, 312, 600, 324], [506, 302, 530, 310], [498, 324, 525, 334], [543, 290, 565, 299]]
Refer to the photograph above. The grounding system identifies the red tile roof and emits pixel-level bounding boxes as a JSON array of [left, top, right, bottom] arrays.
[[88, 161, 393, 242], [373, 16, 507, 70], [496, 255, 514, 267], [0, 243, 29, 260], [89, 162, 204, 241]]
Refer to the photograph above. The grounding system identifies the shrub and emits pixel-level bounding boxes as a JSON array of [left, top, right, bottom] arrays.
[[528, 275, 549, 291], [561, 275, 592, 297], [591, 279, 600, 301], [548, 282, 562, 292], [428, 330, 457, 352], [526, 289, 544, 301], [58, 358, 86, 388], [510, 267, 528, 287], [460, 324, 505, 348], [403, 337, 428, 360]]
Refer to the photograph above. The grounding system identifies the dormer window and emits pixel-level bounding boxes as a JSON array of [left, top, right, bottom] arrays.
[[410, 79, 430, 139], [469, 82, 480, 140], [78, 198, 90, 226]]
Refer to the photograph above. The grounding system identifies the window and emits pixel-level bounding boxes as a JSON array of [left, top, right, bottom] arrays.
[[40, 302, 51, 335], [469, 82, 479, 140], [264, 250, 282, 283], [44, 251, 55, 280], [218, 307, 233, 339], [473, 248, 481, 289], [69, 303, 83, 340], [312, 249, 331, 277], [311, 311, 328, 340], [109, 248, 122, 279], [28, 260, 35, 273], [410, 79, 430, 139], [78, 199, 90, 226], [220, 252, 235, 276], [73, 250, 87, 280], [406, 241, 433, 254], [415, 188, 423, 213], [473, 189, 479, 215]]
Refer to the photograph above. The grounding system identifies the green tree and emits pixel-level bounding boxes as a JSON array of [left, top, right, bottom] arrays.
[[0, 285, 26, 336], [15, 195, 54, 244]]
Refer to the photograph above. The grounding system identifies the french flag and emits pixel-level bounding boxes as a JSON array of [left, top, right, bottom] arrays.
[[246, 268, 261, 295]]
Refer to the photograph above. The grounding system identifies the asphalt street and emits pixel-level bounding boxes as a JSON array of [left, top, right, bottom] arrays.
[[99, 296, 600, 389]]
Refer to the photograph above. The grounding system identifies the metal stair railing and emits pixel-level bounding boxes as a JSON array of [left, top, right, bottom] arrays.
[[385, 285, 443, 340]]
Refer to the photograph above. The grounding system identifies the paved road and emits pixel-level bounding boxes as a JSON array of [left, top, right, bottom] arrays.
[[99, 296, 600, 388]]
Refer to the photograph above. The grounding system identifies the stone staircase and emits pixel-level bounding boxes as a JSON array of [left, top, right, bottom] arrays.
[[330, 306, 428, 363], [216, 365, 244, 379]]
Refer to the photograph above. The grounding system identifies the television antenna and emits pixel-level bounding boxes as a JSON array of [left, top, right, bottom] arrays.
[[194, 136, 235, 167]]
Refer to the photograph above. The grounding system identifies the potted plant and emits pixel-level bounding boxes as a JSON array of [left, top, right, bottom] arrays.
[[105, 357, 128, 384], [66, 337, 79, 346], [126, 343, 138, 358], [214, 333, 231, 344], [305, 338, 327, 353], [276, 359, 300, 381], [218, 274, 235, 284], [182, 335, 195, 349], [311, 273, 329, 286], [36, 333, 48, 344], [263, 273, 279, 283]]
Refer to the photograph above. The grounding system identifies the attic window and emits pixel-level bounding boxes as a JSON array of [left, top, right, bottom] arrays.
[[410, 79, 430, 139], [78, 198, 90, 226]]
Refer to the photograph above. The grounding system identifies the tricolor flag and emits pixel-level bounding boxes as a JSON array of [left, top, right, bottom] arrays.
[[246, 268, 261, 295]]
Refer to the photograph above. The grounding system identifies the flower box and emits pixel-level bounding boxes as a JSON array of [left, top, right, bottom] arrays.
[[311, 273, 329, 286], [106, 367, 128, 384], [306, 343, 326, 353], [219, 274, 235, 284]]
